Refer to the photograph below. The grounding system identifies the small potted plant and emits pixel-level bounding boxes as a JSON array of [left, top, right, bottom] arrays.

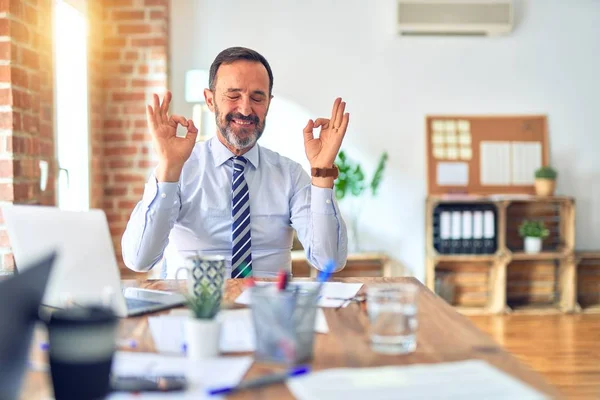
[[184, 282, 221, 360], [534, 166, 557, 196], [518, 220, 549, 254]]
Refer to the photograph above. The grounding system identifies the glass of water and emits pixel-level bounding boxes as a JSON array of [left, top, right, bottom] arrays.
[[366, 283, 418, 355]]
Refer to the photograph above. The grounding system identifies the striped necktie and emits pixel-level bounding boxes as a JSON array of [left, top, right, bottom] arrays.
[[231, 156, 252, 278]]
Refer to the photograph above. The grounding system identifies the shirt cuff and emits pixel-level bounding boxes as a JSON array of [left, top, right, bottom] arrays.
[[142, 176, 179, 209], [310, 185, 337, 215]]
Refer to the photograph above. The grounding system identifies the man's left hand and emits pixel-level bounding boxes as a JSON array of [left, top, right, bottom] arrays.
[[303, 97, 350, 168]]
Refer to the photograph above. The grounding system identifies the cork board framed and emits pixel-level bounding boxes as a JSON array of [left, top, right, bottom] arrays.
[[426, 115, 549, 195]]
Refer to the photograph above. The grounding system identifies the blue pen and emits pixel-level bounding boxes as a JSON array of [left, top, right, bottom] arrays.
[[317, 260, 336, 283], [207, 366, 310, 396]]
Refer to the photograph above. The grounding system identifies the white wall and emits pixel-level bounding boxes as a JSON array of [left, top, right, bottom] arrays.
[[170, 0, 600, 281]]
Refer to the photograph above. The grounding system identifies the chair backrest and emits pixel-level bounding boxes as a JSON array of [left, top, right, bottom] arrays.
[[0, 252, 56, 400]]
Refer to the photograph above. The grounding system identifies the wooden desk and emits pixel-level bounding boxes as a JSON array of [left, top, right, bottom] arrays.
[[22, 278, 560, 399]]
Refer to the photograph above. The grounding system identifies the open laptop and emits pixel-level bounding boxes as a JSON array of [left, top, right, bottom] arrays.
[[0, 251, 55, 400], [2, 205, 185, 317]]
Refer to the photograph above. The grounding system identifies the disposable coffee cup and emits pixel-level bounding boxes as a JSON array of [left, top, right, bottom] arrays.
[[46, 306, 118, 400]]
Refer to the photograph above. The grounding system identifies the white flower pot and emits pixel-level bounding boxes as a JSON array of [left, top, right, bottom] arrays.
[[185, 317, 221, 360], [524, 237, 542, 254]]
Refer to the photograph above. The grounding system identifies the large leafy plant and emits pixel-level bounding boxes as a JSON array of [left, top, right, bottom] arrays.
[[334, 150, 388, 200]]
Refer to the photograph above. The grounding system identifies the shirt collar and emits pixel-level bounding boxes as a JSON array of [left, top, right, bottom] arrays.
[[210, 136, 260, 169]]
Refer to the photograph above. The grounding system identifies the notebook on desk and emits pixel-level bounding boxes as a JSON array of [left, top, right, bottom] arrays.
[[2, 205, 184, 317]]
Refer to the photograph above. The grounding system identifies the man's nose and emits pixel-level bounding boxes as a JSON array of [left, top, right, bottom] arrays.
[[237, 96, 252, 116]]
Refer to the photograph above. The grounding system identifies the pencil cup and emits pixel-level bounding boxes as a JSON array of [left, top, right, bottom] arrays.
[[250, 285, 320, 366]]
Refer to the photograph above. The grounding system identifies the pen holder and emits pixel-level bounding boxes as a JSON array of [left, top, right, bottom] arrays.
[[250, 284, 320, 366]]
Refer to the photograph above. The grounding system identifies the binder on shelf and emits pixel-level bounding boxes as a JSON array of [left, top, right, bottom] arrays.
[[450, 211, 462, 254], [483, 210, 496, 254], [461, 210, 473, 254], [439, 211, 451, 254], [473, 210, 484, 254]]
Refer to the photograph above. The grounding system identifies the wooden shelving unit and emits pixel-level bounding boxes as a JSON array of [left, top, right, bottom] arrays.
[[426, 195, 576, 315], [577, 252, 600, 313]]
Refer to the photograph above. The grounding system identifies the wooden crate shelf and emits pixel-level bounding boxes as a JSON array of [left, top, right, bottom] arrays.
[[426, 195, 576, 315], [507, 259, 558, 310], [577, 252, 600, 312], [505, 200, 573, 253], [509, 250, 571, 261], [434, 261, 491, 308]]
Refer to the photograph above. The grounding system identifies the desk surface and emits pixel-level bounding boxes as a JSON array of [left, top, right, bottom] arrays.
[[22, 277, 559, 399]]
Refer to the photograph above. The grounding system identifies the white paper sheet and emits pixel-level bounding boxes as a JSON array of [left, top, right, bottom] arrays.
[[480, 141, 511, 185], [511, 141, 542, 185], [149, 308, 329, 354], [235, 282, 363, 308], [108, 352, 253, 399], [287, 360, 547, 400], [436, 162, 469, 186]]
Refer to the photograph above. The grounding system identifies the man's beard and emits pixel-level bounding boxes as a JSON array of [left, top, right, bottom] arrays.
[[215, 105, 266, 150]]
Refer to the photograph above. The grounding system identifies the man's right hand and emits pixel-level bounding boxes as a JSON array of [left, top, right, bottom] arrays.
[[146, 91, 198, 182]]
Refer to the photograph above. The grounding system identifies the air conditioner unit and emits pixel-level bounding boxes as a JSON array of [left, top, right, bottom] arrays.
[[397, 0, 513, 36]]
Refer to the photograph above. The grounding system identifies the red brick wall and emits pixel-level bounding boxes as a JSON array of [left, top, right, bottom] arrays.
[[0, 0, 55, 275], [96, 0, 169, 272], [0, 0, 168, 275]]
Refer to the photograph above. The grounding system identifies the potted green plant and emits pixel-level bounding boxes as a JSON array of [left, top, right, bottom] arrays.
[[334, 150, 388, 252], [534, 166, 557, 197], [184, 282, 221, 360], [518, 220, 549, 254]]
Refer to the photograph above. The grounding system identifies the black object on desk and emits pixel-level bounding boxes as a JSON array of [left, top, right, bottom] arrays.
[[46, 306, 118, 400], [0, 251, 56, 400]]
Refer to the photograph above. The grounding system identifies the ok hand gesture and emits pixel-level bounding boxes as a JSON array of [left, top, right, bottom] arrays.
[[146, 91, 198, 181], [303, 98, 350, 168]]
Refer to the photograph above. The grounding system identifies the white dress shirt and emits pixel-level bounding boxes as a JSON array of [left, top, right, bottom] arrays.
[[121, 136, 348, 278]]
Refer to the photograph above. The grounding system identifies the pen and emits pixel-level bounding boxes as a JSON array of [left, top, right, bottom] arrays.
[[317, 260, 336, 284], [277, 270, 286, 292], [276, 269, 289, 291], [207, 365, 310, 396]]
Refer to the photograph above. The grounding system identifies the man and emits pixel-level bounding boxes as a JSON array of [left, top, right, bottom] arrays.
[[122, 47, 349, 278]]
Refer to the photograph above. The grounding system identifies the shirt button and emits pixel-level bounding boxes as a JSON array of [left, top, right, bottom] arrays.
[[160, 193, 167, 199], [325, 199, 331, 204]]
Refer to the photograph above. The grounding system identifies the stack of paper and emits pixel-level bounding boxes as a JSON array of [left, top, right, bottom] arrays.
[[108, 352, 253, 399], [235, 282, 363, 308], [149, 308, 329, 355], [287, 360, 547, 400]]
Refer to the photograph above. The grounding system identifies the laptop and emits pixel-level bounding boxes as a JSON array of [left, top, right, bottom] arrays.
[[2, 205, 185, 317], [0, 251, 56, 400]]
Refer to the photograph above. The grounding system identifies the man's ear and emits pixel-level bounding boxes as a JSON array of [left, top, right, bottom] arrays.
[[204, 88, 215, 112]]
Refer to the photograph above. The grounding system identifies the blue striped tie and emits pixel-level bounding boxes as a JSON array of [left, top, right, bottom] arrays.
[[231, 156, 252, 278]]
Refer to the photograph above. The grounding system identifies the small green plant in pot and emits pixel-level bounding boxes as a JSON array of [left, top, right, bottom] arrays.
[[534, 166, 557, 197], [519, 220, 549, 254], [334, 150, 388, 252], [184, 282, 222, 360]]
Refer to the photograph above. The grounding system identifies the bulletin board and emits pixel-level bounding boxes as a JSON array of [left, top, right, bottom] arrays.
[[426, 115, 549, 195]]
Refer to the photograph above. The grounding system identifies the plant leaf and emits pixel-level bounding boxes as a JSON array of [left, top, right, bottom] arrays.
[[370, 152, 388, 196]]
